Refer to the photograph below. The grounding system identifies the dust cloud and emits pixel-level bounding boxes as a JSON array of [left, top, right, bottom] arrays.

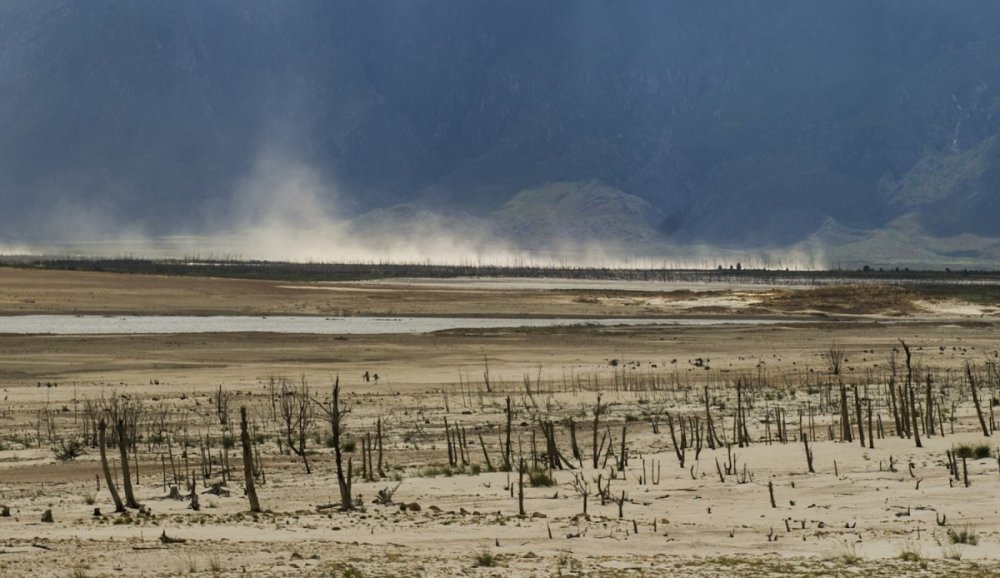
[[3, 152, 828, 270]]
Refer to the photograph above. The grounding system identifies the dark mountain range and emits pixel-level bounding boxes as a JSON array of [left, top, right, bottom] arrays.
[[1, 1, 999, 265]]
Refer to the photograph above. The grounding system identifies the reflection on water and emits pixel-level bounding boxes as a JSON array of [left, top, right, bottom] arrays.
[[0, 315, 796, 335]]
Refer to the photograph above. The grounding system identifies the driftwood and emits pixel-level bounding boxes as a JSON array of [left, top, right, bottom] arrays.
[[373, 482, 403, 506], [159, 530, 187, 544], [203, 482, 230, 497]]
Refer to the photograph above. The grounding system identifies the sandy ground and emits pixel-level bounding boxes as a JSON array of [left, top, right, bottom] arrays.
[[1, 268, 1000, 576], [0, 267, 757, 318], [3, 266, 997, 320]]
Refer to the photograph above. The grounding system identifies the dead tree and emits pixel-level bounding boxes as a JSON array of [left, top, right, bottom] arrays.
[[704, 386, 720, 449], [853, 384, 865, 447], [98, 418, 125, 513], [240, 407, 261, 513], [691, 416, 704, 459], [617, 425, 628, 472], [569, 472, 590, 514], [967, 362, 991, 437], [503, 396, 513, 471], [376, 416, 386, 477], [666, 412, 686, 468], [595, 473, 611, 505], [116, 419, 140, 509], [592, 394, 604, 468], [315, 377, 353, 510], [540, 421, 574, 470], [216, 385, 230, 427], [478, 432, 494, 471], [925, 374, 935, 436], [517, 458, 526, 517], [279, 377, 315, 473], [52, 438, 85, 462], [444, 417, 456, 466], [888, 374, 902, 438], [827, 343, 845, 376], [568, 418, 583, 466], [646, 405, 664, 434], [802, 432, 815, 473], [188, 473, 200, 511], [483, 353, 493, 393], [900, 340, 922, 448], [611, 489, 627, 518], [735, 379, 751, 447], [83, 400, 100, 448], [867, 395, 875, 449], [839, 383, 852, 443]]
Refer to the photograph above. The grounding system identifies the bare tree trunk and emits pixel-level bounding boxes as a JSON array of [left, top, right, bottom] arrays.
[[925, 374, 935, 436], [479, 433, 493, 471], [316, 378, 353, 510], [300, 424, 311, 474], [968, 363, 991, 437], [376, 416, 386, 477], [99, 418, 125, 513], [592, 394, 602, 467], [802, 433, 815, 473], [116, 419, 140, 509], [839, 382, 852, 443], [617, 425, 627, 471], [737, 380, 747, 447], [888, 376, 901, 437], [704, 386, 718, 449], [853, 385, 865, 447], [900, 340, 921, 448], [517, 458, 525, 517], [240, 407, 261, 513], [568, 418, 582, 466], [867, 397, 874, 449], [504, 396, 513, 471]]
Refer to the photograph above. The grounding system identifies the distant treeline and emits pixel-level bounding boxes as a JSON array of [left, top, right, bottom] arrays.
[[2, 257, 999, 287]]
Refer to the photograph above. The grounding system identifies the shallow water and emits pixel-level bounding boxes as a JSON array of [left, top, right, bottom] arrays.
[[0, 315, 796, 335]]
